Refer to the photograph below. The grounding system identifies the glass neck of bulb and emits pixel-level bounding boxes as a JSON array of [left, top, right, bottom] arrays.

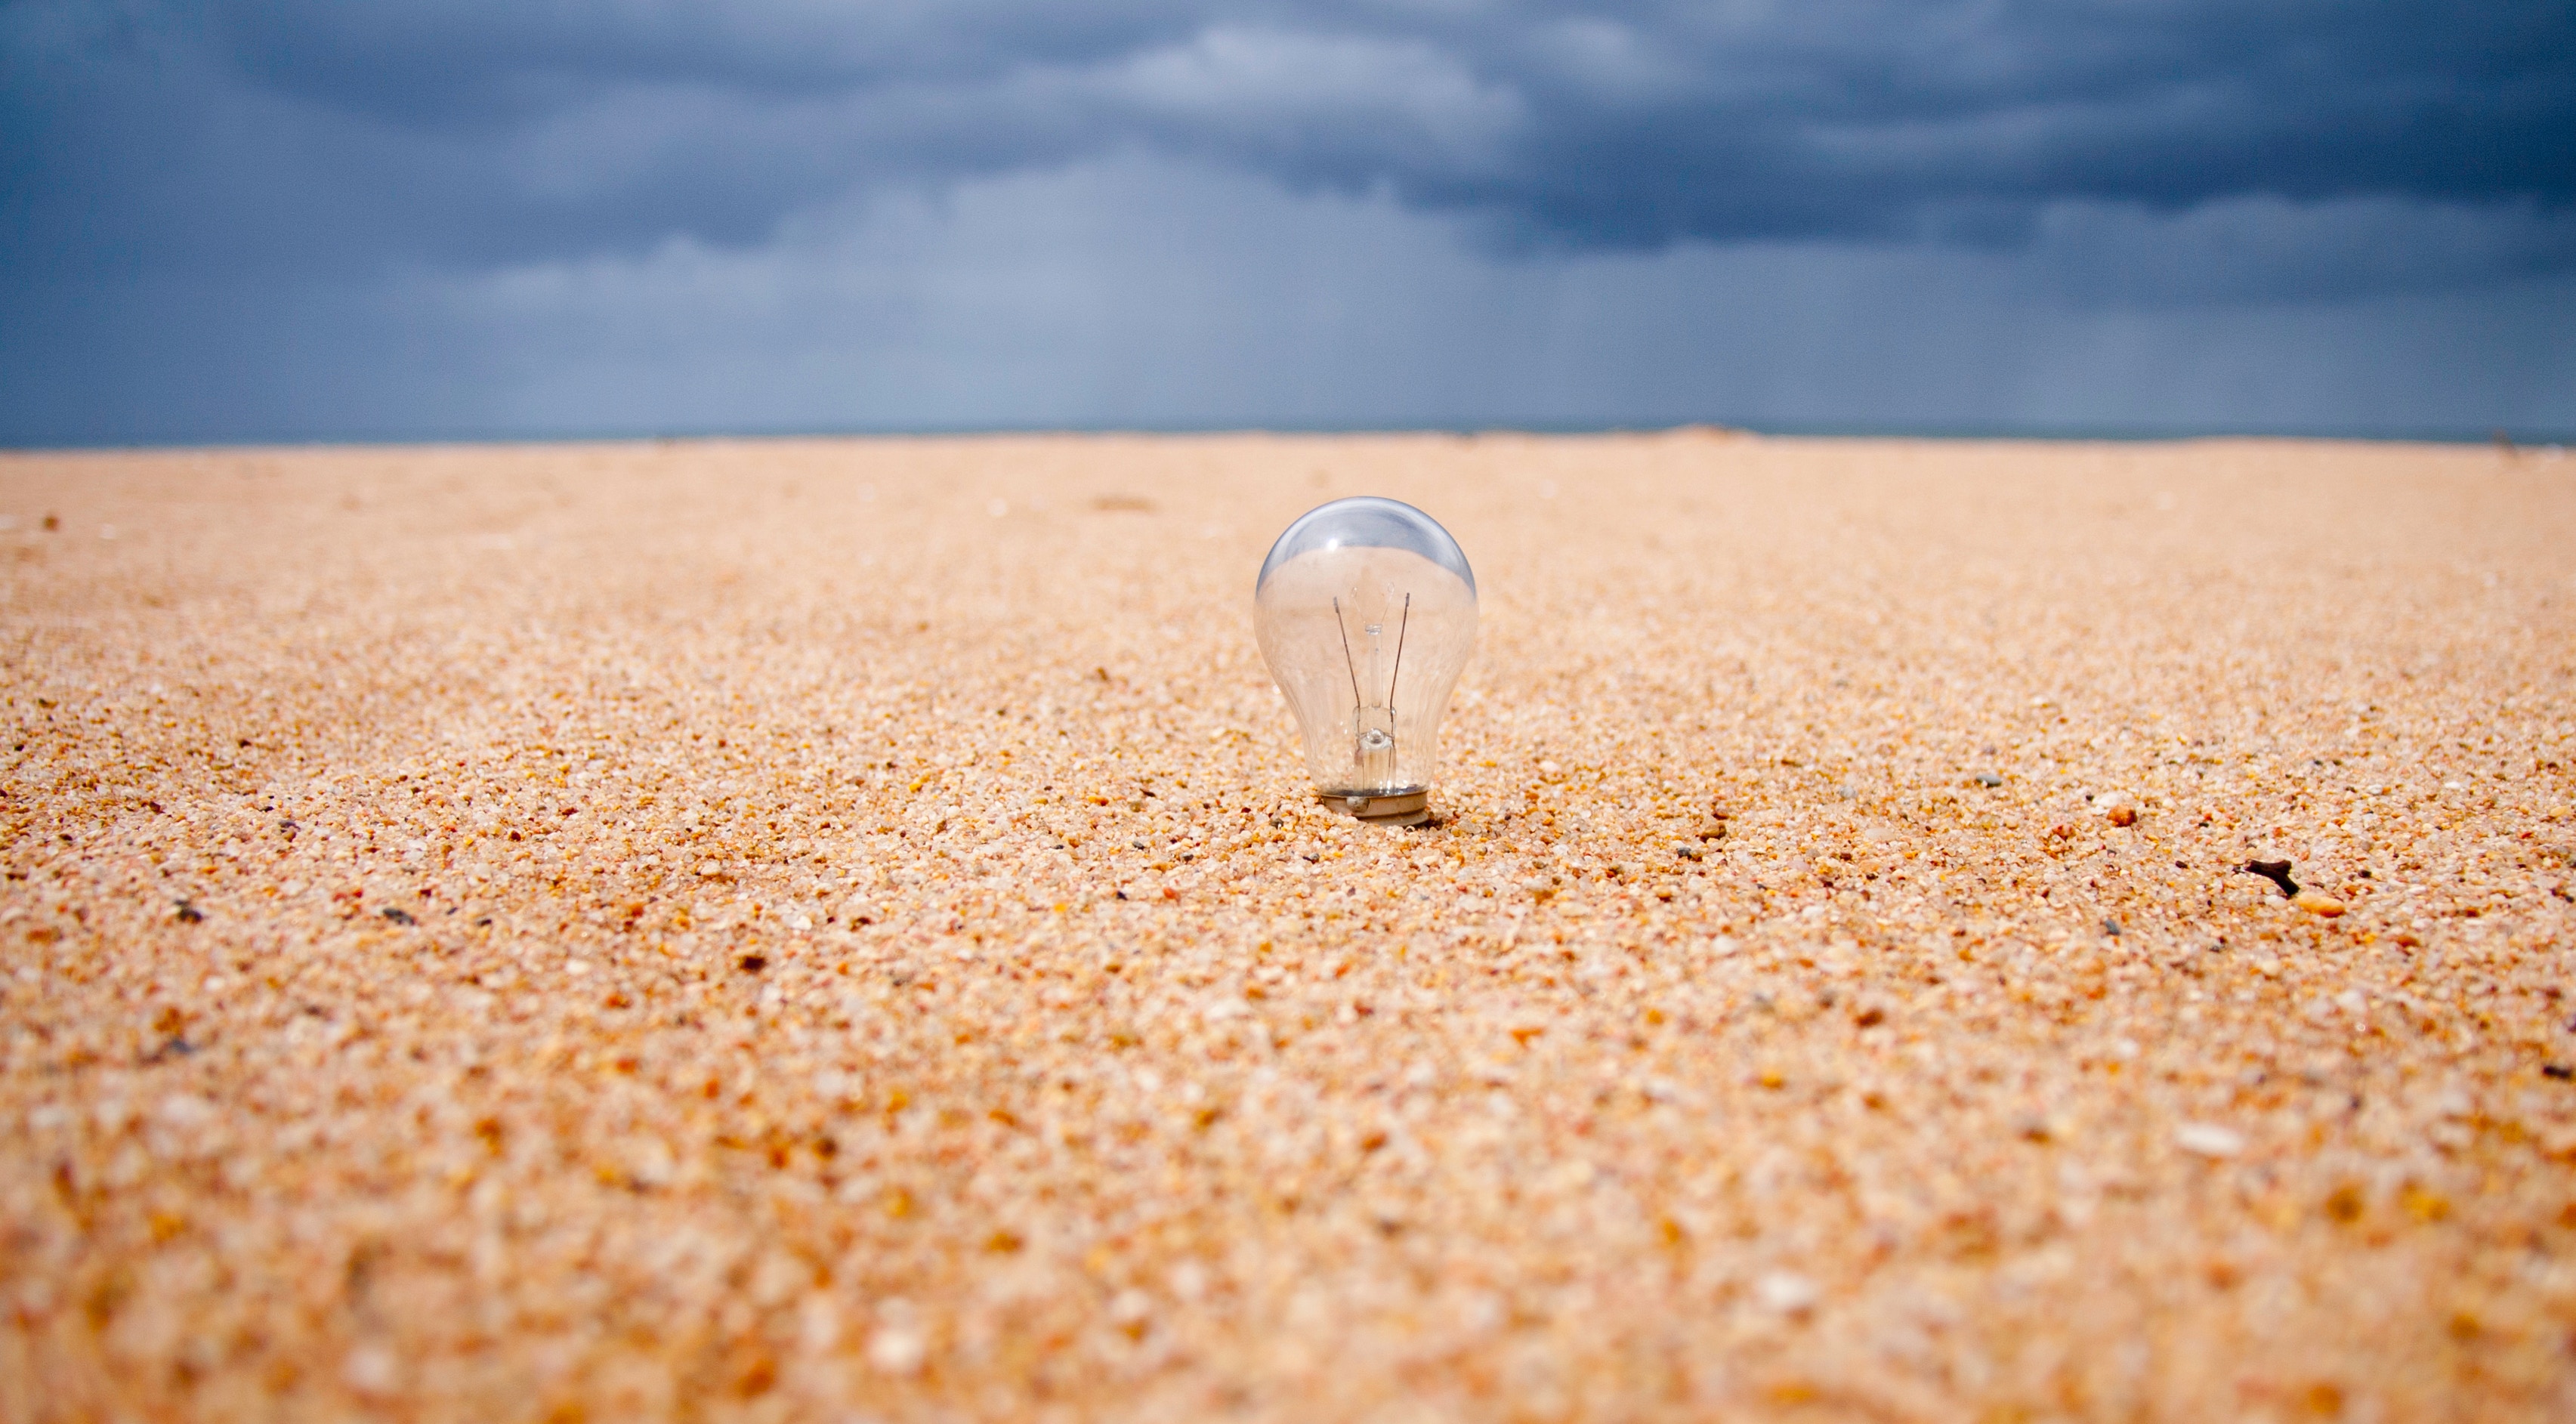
[[1353, 704, 1398, 787]]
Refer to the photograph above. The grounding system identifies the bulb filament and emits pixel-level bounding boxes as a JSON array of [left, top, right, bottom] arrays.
[[1388, 592, 1411, 715], [1333, 591, 1413, 789]]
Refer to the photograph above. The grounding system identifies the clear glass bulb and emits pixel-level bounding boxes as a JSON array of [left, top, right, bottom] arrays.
[[1253, 496, 1478, 826]]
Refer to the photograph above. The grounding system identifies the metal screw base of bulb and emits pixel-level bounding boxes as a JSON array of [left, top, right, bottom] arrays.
[[1318, 788, 1431, 827]]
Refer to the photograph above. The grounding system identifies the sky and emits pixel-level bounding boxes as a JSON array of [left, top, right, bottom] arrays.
[[4, 1, 2572, 446]]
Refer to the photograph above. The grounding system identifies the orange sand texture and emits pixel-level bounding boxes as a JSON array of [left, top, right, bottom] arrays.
[[5, 433, 2575, 1421]]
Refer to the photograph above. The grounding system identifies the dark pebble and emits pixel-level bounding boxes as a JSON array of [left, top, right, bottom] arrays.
[[2240, 860, 2300, 897]]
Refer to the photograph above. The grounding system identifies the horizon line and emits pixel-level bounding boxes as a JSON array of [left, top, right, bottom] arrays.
[[6, 416, 2571, 456]]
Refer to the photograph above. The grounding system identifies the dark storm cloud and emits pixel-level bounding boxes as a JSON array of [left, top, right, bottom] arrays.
[[7, 0, 2571, 290]]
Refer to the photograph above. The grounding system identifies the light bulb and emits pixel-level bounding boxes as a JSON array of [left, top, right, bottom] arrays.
[[1254, 496, 1478, 826]]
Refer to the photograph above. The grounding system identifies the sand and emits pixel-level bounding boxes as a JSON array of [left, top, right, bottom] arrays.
[[3, 432, 2574, 1421]]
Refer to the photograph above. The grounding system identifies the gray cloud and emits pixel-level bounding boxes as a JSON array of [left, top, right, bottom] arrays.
[[9, 2, 2571, 283], [8, 153, 2568, 447], [3, 2, 2571, 443]]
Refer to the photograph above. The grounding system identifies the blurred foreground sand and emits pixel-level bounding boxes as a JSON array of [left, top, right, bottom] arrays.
[[4, 433, 2574, 1420]]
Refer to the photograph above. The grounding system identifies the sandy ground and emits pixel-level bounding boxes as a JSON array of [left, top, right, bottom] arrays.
[[3, 432, 2574, 1422]]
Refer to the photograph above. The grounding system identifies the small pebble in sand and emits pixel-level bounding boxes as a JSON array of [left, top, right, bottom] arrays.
[[1109, 1288, 1154, 1331], [2241, 859, 2301, 897], [2105, 802, 2138, 826], [2291, 890, 2346, 917], [341, 1345, 400, 1396], [1755, 1271, 1820, 1315], [867, 1324, 927, 1376], [2175, 1123, 2246, 1158]]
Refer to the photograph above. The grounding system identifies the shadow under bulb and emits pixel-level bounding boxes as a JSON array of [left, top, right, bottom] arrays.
[[1252, 496, 1478, 826]]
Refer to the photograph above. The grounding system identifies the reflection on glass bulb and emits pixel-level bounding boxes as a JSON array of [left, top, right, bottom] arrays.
[[1254, 497, 1478, 826]]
